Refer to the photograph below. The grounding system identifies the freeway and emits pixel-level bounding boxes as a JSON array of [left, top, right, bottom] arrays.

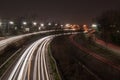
[[1, 35, 54, 80], [0, 32, 79, 80], [0, 30, 54, 52]]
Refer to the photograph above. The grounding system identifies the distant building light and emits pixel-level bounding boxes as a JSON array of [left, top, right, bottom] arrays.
[[21, 26, 23, 28], [92, 24, 97, 28], [83, 24, 87, 27], [61, 25, 63, 27], [117, 30, 120, 33], [48, 22, 51, 26], [84, 31, 88, 33], [61, 25, 64, 28], [0, 22, 2, 26], [55, 24, 58, 26], [38, 27, 41, 30], [113, 25, 116, 27], [25, 28, 30, 32], [65, 24, 70, 27], [15, 27, 17, 30]]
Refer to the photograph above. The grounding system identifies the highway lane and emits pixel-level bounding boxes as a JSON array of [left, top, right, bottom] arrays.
[[1, 35, 54, 80], [69, 34, 120, 79], [69, 35, 120, 71]]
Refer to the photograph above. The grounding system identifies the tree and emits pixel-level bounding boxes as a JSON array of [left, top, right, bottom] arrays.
[[96, 10, 120, 45]]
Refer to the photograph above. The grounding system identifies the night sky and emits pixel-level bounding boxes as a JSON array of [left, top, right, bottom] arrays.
[[0, 0, 120, 25]]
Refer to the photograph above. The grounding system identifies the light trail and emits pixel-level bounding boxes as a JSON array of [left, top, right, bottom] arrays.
[[6, 35, 54, 80]]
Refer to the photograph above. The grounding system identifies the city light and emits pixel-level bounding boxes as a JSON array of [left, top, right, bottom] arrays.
[[48, 22, 51, 26], [92, 24, 97, 28], [83, 24, 87, 27], [65, 24, 70, 27], [25, 28, 30, 32], [55, 24, 58, 26], [33, 22, 37, 26], [40, 23, 44, 27], [38, 27, 41, 30], [14, 27, 17, 30], [83, 24, 88, 33], [0, 22, 2, 26], [23, 21, 27, 25], [117, 30, 120, 33], [61, 25, 63, 27], [9, 21, 14, 25], [61, 25, 64, 28]]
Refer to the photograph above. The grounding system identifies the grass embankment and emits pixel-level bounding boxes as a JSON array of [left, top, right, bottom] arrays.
[[48, 45, 61, 80], [74, 34, 120, 65]]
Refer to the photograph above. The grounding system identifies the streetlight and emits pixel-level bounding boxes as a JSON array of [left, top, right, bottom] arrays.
[[33, 22, 37, 26], [7, 21, 14, 34], [40, 23, 44, 27], [40, 23, 44, 30], [22, 21, 27, 25], [9, 21, 14, 25]]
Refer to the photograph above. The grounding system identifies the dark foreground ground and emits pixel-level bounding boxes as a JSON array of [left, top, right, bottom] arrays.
[[50, 35, 98, 80]]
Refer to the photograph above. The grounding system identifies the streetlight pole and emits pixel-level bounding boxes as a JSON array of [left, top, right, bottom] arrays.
[[9, 21, 14, 35]]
